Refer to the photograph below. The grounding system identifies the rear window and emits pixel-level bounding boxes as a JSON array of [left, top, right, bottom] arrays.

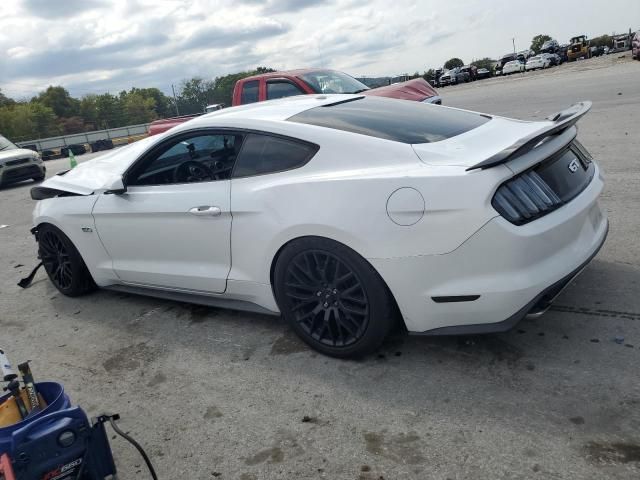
[[241, 80, 259, 104], [287, 97, 490, 144]]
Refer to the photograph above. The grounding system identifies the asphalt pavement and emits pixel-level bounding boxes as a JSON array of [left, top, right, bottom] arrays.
[[1, 53, 639, 479]]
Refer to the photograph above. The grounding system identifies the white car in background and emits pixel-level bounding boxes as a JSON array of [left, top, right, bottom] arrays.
[[502, 60, 525, 75], [526, 55, 551, 70], [0, 135, 46, 187], [30, 95, 607, 357]]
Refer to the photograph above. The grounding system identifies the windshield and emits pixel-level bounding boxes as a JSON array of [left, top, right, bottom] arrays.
[[0, 135, 19, 152], [299, 70, 370, 94]]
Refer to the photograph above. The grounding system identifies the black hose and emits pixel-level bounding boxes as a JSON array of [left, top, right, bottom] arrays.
[[108, 417, 158, 480]]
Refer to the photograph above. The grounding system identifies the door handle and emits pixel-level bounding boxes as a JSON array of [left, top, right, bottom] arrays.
[[189, 206, 222, 217]]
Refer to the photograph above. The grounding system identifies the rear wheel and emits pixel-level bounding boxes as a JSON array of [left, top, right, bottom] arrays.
[[38, 224, 96, 296], [273, 237, 395, 358]]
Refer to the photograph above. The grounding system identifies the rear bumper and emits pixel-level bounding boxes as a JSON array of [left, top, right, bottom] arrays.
[[370, 166, 607, 333]]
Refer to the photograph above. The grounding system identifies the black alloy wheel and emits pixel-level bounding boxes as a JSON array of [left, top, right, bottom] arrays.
[[37, 224, 95, 296], [274, 237, 395, 358], [283, 250, 369, 348], [39, 229, 73, 290]]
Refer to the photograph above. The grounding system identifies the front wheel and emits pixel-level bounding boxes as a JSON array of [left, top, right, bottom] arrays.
[[38, 224, 96, 296], [273, 237, 395, 358]]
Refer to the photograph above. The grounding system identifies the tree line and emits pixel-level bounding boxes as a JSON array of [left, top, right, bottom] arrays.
[[0, 67, 274, 142]]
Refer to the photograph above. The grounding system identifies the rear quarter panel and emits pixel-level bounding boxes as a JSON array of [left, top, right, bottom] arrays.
[[228, 126, 505, 287]]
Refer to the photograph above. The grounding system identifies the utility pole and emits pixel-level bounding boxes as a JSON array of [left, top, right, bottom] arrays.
[[512, 38, 516, 54], [171, 84, 180, 116]]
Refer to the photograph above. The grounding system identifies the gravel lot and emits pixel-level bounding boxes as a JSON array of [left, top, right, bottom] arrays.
[[1, 53, 639, 479]]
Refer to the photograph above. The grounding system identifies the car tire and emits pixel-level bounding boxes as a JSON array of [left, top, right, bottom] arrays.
[[273, 237, 395, 358], [37, 224, 96, 297], [32, 174, 45, 182]]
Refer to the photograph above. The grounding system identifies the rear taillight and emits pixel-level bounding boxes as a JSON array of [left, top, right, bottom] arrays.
[[492, 170, 562, 224]]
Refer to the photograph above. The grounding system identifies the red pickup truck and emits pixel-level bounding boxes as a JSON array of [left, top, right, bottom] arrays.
[[231, 68, 441, 106], [149, 68, 441, 135]]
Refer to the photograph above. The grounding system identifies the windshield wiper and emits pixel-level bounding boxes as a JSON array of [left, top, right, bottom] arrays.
[[351, 89, 369, 94]]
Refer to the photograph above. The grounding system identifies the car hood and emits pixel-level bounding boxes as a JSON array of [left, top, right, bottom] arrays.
[[363, 78, 438, 101], [38, 136, 156, 195], [0, 148, 38, 164], [412, 114, 551, 168]]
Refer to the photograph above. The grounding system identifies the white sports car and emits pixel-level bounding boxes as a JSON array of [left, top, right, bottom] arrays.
[[30, 95, 607, 357]]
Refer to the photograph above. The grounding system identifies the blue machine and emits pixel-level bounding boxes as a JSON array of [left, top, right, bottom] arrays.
[[7, 409, 117, 480], [1, 352, 156, 480], [0, 382, 118, 480]]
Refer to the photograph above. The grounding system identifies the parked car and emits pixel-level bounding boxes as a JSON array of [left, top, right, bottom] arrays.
[[526, 55, 551, 70], [438, 67, 470, 86], [495, 53, 518, 75], [540, 39, 560, 55], [543, 53, 562, 66], [475, 68, 492, 79], [0, 134, 46, 187], [502, 60, 525, 75], [460, 65, 478, 81], [632, 31, 639, 60], [30, 95, 607, 357], [150, 69, 442, 136]]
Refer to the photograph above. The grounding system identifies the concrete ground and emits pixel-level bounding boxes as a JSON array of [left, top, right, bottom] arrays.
[[1, 53, 639, 479]]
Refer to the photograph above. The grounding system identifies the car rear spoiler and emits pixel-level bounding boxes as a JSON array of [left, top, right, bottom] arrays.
[[466, 101, 592, 171]]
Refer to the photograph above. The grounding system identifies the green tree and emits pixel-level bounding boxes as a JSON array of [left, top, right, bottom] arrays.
[[33, 86, 79, 117], [59, 116, 85, 135], [423, 69, 435, 83], [79, 95, 99, 130], [120, 87, 172, 118], [0, 88, 15, 108], [471, 57, 496, 70], [444, 58, 464, 70], [530, 34, 552, 53], [177, 77, 216, 114], [95, 93, 123, 129], [122, 91, 157, 124], [0, 103, 59, 140], [590, 34, 613, 48]]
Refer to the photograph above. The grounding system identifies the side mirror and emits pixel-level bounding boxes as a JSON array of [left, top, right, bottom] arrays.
[[104, 176, 127, 195]]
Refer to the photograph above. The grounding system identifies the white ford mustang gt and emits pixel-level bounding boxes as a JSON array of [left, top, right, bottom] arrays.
[[30, 95, 608, 357]]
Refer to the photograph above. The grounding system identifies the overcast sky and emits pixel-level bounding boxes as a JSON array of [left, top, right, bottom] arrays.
[[1, 0, 638, 99]]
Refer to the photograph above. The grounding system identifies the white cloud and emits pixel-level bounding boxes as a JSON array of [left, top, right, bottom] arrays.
[[0, 0, 638, 98]]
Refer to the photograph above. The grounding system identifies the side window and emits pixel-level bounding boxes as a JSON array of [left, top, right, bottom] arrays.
[[266, 81, 305, 100], [128, 133, 242, 186], [241, 80, 259, 104], [233, 134, 317, 178]]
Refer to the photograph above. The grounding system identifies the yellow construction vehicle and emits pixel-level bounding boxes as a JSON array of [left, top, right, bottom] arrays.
[[568, 35, 590, 61]]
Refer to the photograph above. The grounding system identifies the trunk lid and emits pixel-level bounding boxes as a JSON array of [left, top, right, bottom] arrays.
[[412, 115, 547, 168]]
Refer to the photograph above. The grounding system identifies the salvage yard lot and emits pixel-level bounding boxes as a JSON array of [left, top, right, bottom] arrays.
[[1, 55, 639, 479]]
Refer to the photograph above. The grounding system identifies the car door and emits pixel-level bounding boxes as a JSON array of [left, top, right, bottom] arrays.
[[92, 130, 242, 293]]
